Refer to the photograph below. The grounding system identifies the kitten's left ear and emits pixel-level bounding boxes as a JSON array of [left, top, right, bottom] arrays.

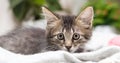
[[75, 7, 94, 28], [42, 7, 59, 28]]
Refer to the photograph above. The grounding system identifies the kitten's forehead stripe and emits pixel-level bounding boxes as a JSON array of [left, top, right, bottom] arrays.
[[58, 15, 76, 31]]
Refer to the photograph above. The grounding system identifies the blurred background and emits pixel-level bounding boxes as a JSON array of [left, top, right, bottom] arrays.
[[0, 0, 120, 50]]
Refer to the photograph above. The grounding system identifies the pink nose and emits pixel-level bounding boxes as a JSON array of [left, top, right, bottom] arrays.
[[65, 46, 72, 51]]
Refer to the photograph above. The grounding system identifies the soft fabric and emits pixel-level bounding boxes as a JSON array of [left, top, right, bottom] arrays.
[[85, 26, 117, 51], [0, 46, 120, 63]]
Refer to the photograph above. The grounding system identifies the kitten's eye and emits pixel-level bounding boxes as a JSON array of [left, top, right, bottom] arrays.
[[57, 33, 64, 40], [73, 33, 80, 40]]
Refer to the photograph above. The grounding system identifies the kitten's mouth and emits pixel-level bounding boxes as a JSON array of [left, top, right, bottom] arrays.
[[65, 47, 84, 53], [66, 49, 75, 53], [67, 49, 71, 52]]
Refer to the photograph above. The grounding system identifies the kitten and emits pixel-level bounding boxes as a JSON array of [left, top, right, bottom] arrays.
[[44, 6, 94, 53], [0, 7, 94, 54]]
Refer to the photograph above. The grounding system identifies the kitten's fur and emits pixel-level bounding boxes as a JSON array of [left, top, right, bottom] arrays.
[[0, 27, 47, 54], [0, 7, 94, 54]]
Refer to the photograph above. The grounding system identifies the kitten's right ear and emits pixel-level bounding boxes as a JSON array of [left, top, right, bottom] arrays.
[[75, 7, 94, 28], [42, 7, 59, 28]]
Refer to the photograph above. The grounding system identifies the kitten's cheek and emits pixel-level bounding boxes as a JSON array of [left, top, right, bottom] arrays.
[[74, 43, 80, 47], [71, 44, 81, 52]]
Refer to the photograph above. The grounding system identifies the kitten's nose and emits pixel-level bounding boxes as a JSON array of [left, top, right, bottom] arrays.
[[65, 46, 72, 51]]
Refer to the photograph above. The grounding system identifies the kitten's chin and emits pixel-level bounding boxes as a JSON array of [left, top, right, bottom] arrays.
[[61, 47, 68, 51], [69, 48, 79, 53], [61, 47, 77, 53], [60, 46, 84, 53]]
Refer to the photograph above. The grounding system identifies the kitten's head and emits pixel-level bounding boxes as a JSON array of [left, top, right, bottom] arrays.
[[42, 7, 94, 52]]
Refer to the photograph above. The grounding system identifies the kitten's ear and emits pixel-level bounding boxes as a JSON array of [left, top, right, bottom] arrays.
[[42, 7, 59, 28], [75, 7, 94, 28]]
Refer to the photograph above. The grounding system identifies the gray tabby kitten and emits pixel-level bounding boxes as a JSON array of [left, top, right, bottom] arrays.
[[0, 7, 94, 54]]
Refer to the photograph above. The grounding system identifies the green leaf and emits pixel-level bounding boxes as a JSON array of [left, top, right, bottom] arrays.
[[46, 0, 62, 11], [93, 18, 104, 26], [31, 0, 46, 6], [13, 2, 30, 21]]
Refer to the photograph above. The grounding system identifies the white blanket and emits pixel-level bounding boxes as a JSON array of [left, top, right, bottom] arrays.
[[0, 46, 120, 63]]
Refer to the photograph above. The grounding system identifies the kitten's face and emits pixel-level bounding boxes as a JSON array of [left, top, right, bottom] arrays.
[[42, 7, 94, 52]]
